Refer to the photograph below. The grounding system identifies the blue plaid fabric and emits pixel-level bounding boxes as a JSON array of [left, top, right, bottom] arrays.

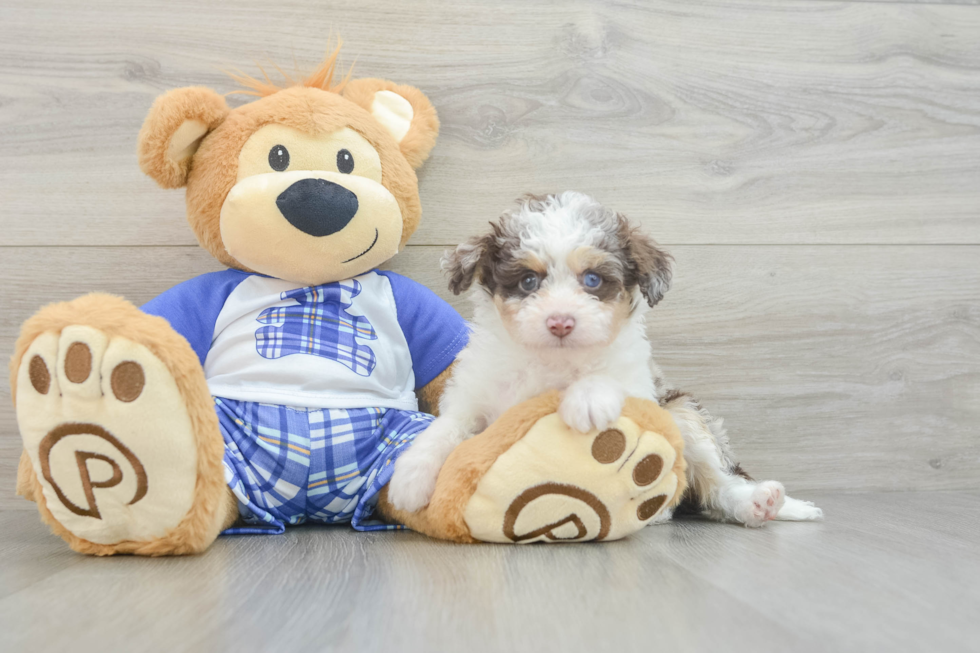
[[254, 280, 378, 376], [215, 397, 434, 534]]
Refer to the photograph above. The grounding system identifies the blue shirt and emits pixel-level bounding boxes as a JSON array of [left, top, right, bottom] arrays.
[[142, 269, 468, 410]]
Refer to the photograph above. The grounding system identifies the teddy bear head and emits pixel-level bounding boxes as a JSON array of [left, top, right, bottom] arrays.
[[137, 46, 439, 286]]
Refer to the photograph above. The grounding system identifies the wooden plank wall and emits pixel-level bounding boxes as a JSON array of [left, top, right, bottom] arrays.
[[1, 0, 978, 507]]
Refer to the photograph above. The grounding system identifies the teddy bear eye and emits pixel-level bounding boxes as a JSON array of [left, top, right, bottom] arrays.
[[337, 149, 354, 174], [268, 145, 290, 172]]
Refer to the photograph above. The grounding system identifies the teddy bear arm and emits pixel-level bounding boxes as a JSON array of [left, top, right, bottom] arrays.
[[416, 362, 455, 417]]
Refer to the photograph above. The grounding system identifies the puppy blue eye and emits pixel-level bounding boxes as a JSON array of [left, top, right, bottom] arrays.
[[583, 272, 602, 288], [520, 273, 539, 292]]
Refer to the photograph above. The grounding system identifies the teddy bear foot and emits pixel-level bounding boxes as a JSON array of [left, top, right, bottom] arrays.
[[464, 413, 681, 543], [378, 393, 687, 544], [12, 294, 233, 555]]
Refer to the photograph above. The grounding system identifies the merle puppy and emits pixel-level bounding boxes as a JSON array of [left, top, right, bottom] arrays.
[[387, 191, 823, 526]]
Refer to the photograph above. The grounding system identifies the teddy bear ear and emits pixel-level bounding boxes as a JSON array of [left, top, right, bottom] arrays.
[[343, 78, 440, 169], [137, 87, 229, 189]]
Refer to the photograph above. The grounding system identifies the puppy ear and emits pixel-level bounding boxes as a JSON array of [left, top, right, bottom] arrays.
[[137, 87, 229, 189], [343, 78, 440, 169], [442, 228, 498, 295], [620, 215, 673, 307]]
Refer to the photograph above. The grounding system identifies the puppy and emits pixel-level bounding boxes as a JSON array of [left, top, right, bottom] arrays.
[[387, 191, 823, 527]]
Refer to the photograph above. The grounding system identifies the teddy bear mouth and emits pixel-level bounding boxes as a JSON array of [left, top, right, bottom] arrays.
[[342, 228, 380, 263]]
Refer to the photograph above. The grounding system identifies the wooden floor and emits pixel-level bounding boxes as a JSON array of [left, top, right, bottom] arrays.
[[1, 491, 977, 653], [0, 1, 978, 651]]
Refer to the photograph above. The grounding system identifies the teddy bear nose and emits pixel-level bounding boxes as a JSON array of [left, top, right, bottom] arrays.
[[276, 178, 359, 237]]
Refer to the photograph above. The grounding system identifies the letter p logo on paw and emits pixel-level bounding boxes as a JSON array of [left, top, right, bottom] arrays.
[[39, 423, 148, 520]]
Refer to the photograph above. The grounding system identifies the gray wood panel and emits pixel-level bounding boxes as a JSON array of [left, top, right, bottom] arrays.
[[826, 1, 980, 5], [1, 0, 979, 247], [2, 244, 978, 508], [2, 491, 978, 653]]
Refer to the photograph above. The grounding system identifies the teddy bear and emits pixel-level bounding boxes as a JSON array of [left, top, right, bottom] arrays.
[[10, 46, 686, 554]]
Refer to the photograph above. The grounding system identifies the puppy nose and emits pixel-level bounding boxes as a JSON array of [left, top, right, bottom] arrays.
[[276, 178, 359, 237], [546, 315, 576, 338]]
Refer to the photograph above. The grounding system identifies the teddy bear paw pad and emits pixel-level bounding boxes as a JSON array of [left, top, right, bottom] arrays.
[[16, 326, 199, 545], [463, 413, 680, 543]]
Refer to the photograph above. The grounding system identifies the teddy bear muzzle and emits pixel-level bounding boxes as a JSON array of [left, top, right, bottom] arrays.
[[219, 170, 403, 285]]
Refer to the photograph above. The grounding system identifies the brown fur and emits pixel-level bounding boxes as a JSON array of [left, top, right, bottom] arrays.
[[16, 448, 35, 501], [376, 392, 687, 542], [417, 363, 454, 417], [616, 213, 672, 307], [567, 247, 628, 303], [445, 226, 500, 295], [10, 294, 236, 555], [137, 87, 229, 189], [343, 78, 440, 170]]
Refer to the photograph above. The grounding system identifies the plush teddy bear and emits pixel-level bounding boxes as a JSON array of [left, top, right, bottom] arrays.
[[11, 46, 686, 554]]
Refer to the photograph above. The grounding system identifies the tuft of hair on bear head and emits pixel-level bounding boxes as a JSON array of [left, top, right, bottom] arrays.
[[224, 41, 354, 98]]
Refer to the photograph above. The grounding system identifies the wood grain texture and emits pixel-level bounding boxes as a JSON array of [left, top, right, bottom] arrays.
[[2, 492, 978, 653], [2, 244, 978, 509], [827, 1, 980, 5], [1, 0, 979, 246]]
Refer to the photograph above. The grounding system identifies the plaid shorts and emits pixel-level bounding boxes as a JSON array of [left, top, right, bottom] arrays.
[[214, 397, 434, 535]]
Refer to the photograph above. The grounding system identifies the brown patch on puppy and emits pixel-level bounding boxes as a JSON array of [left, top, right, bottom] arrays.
[[659, 388, 686, 406], [675, 486, 705, 514], [731, 463, 753, 481], [492, 253, 547, 300], [567, 247, 627, 303], [605, 292, 635, 341], [492, 295, 523, 341], [566, 245, 609, 274], [444, 221, 545, 299], [616, 214, 672, 307], [444, 228, 499, 295]]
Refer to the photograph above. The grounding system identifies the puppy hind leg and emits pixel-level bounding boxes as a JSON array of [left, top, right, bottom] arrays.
[[664, 395, 735, 518], [665, 394, 790, 528]]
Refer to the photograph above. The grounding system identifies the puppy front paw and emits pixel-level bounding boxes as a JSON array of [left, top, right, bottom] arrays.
[[387, 447, 444, 513], [559, 378, 626, 433]]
